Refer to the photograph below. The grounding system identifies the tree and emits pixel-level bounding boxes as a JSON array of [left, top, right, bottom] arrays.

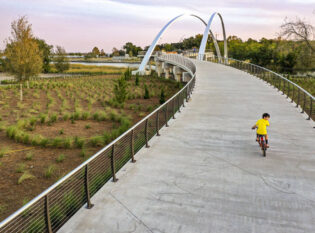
[[144, 84, 150, 99], [279, 52, 297, 73], [100, 49, 106, 57], [114, 76, 128, 104], [123, 42, 142, 57], [35, 38, 53, 73], [54, 46, 69, 73], [4, 16, 43, 82], [92, 47, 100, 57], [280, 17, 315, 52], [111, 47, 119, 57]]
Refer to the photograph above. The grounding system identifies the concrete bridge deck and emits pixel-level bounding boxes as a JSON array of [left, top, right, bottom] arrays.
[[59, 60, 315, 233]]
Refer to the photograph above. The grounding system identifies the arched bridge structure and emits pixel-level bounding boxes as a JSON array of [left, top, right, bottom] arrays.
[[1, 13, 315, 233], [138, 12, 228, 73]]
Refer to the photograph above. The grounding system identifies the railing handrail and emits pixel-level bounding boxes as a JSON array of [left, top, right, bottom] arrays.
[[0, 54, 196, 229], [227, 57, 315, 101]]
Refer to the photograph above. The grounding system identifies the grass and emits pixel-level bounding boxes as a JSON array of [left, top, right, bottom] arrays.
[[50, 64, 127, 75], [25, 152, 34, 161], [44, 165, 56, 178], [56, 154, 66, 163], [18, 171, 35, 184], [0, 147, 10, 158], [16, 163, 26, 173]]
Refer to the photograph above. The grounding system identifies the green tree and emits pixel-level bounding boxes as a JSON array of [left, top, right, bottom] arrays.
[[54, 46, 69, 73], [4, 16, 43, 82], [159, 89, 165, 104], [35, 38, 53, 73], [279, 52, 297, 73], [144, 84, 150, 99], [123, 42, 142, 57], [114, 76, 128, 104], [92, 47, 100, 57], [135, 73, 139, 86]]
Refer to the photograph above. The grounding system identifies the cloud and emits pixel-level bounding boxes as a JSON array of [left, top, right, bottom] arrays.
[[0, 0, 314, 52]]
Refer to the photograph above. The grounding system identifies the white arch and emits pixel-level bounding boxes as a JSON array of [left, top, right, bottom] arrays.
[[137, 13, 223, 72], [198, 12, 227, 62]]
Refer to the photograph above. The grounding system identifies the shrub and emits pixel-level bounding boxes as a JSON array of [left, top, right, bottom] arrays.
[[79, 149, 86, 158], [49, 113, 57, 123], [39, 113, 47, 124], [56, 154, 66, 163], [44, 165, 55, 178], [25, 152, 34, 161], [144, 84, 150, 99], [18, 171, 35, 184], [59, 129, 64, 135], [85, 124, 91, 129], [16, 163, 26, 173], [74, 136, 85, 149], [159, 88, 166, 104], [0, 147, 10, 158], [63, 113, 70, 121], [52, 137, 63, 148], [63, 138, 72, 149], [114, 75, 128, 104], [124, 67, 132, 80], [135, 73, 139, 86], [82, 111, 90, 120], [40, 138, 49, 147], [89, 136, 104, 147]]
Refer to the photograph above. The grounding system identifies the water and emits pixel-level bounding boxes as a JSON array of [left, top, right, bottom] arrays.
[[71, 62, 140, 68]]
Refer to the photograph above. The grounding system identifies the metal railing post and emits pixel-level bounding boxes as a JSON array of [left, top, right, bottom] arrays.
[[84, 164, 94, 209], [291, 86, 295, 103], [307, 98, 313, 120], [302, 92, 306, 113], [45, 195, 53, 233], [173, 99, 176, 119], [145, 119, 150, 148], [281, 79, 285, 95], [297, 89, 300, 107], [165, 104, 169, 127], [178, 95, 181, 113], [286, 81, 289, 98], [182, 91, 185, 107], [110, 145, 118, 182], [131, 130, 136, 162], [156, 111, 160, 136]]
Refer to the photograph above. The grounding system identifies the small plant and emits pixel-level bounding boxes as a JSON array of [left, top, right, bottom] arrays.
[[59, 128, 64, 135], [85, 124, 91, 129], [82, 111, 90, 120], [16, 163, 26, 173], [144, 84, 150, 99], [63, 138, 72, 149], [0, 147, 9, 158], [40, 138, 49, 147], [49, 113, 57, 123], [79, 149, 86, 158], [135, 73, 139, 86], [74, 137, 85, 149], [25, 152, 34, 161], [114, 75, 128, 104], [63, 113, 70, 121], [56, 154, 66, 163], [18, 171, 35, 184], [39, 113, 47, 124], [159, 88, 166, 104], [44, 165, 55, 178]]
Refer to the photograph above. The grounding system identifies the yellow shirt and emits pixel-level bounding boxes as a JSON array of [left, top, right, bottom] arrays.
[[256, 119, 270, 135]]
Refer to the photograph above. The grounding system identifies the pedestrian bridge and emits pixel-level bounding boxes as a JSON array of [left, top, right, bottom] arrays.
[[58, 59, 315, 233]]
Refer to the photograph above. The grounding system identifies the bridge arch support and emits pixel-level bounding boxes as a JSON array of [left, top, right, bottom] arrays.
[[198, 12, 227, 62], [137, 13, 225, 72]]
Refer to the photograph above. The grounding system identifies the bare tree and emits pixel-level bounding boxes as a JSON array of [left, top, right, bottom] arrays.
[[280, 17, 315, 52]]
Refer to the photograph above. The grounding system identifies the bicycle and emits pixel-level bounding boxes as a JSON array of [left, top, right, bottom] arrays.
[[257, 134, 267, 157]]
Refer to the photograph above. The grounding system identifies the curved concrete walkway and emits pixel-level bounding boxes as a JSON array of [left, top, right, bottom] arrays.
[[59, 60, 315, 233]]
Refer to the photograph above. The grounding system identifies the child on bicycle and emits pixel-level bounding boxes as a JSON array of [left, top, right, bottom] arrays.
[[252, 113, 270, 148]]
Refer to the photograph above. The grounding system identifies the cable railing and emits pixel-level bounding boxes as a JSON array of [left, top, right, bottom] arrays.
[[203, 55, 314, 121], [0, 55, 196, 233]]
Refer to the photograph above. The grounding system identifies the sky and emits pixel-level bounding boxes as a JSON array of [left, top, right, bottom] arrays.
[[0, 0, 314, 53]]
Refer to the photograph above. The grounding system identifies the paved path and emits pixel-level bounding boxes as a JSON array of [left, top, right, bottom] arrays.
[[59, 60, 315, 233]]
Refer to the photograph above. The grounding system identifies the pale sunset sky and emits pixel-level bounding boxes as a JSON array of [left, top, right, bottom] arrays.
[[0, 0, 314, 52]]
